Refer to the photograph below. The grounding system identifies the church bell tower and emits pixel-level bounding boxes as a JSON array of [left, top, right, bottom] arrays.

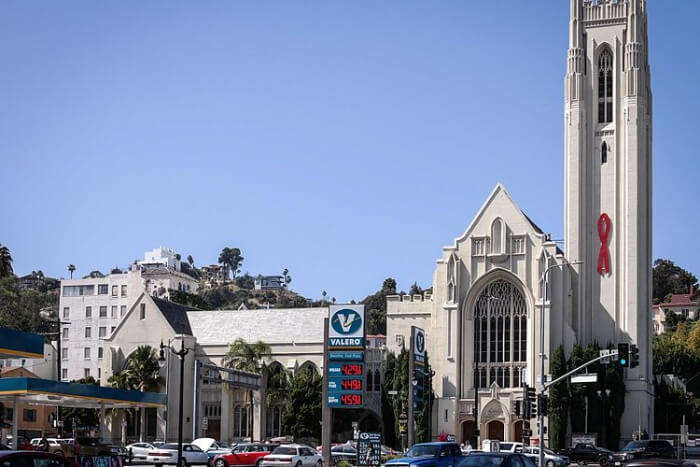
[[564, 0, 653, 437]]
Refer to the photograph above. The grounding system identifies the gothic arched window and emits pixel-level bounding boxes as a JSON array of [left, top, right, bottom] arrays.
[[491, 218, 505, 254], [602, 142, 608, 164], [598, 49, 613, 124], [374, 369, 381, 392], [473, 279, 527, 389]]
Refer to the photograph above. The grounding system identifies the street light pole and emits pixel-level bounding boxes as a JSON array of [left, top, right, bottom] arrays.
[[39, 308, 70, 436], [538, 259, 582, 467], [160, 339, 189, 467]]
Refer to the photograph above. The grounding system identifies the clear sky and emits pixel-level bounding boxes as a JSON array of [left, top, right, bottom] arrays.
[[2, 1, 698, 302]]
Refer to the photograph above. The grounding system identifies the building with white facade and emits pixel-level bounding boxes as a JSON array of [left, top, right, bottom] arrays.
[[652, 287, 698, 334], [59, 248, 199, 383], [100, 294, 383, 444], [139, 247, 182, 271], [387, 0, 654, 447], [254, 275, 285, 290]]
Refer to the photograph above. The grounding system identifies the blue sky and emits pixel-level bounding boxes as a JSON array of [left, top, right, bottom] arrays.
[[1, 2, 698, 302]]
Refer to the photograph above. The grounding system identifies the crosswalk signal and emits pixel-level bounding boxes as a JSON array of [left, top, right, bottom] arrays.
[[630, 344, 640, 368], [537, 394, 548, 417], [617, 342, 630, 368]]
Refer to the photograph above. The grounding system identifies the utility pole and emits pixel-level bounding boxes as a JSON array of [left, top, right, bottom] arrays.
[[407, 331, 415, 448], [321, 318, 331, 467]]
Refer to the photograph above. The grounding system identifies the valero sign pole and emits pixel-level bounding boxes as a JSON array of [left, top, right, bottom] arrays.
[[324, 305, 366, 462]]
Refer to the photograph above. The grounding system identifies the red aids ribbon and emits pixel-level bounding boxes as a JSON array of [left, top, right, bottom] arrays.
[[597, 213, 611, 275]]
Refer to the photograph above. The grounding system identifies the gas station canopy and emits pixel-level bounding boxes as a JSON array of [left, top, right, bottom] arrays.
[[0, 327, 44, 359], [0, 377, 166, 408]]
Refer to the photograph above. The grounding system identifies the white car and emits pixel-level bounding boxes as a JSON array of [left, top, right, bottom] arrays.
[[261, 444, 322, 467], [146, 443, 211, 466], [192, 438, 232, 460], [127, 442, 156, 461], [520, 447, 569, 467], [498, 442, 524, 453]]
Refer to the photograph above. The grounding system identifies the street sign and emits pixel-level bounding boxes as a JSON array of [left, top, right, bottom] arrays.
[[600, 349, 611, 364], [571, 374, 597, 384], [357, 431, 381, 466]]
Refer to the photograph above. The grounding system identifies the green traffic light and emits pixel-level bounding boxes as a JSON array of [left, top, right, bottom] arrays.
[[620, 359, 627, 365]]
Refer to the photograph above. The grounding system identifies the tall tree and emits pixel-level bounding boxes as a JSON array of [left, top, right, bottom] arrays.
[[67, 264, 76, 279], [218, 248, 244, 280], [0, 245, 13, 278], [362, 277, 398, 335], [281, 366, 322, 443], [652, 259, 697, 303], [124, 346, 163, 441], [548, 346, 569, 450]]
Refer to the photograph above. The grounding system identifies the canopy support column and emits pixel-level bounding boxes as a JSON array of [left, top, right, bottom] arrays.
[[99, 403, 107, 443], [11, 396, 19, 449]]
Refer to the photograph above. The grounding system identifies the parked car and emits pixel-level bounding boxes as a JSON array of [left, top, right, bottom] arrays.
[[146, 442, 211, 466], [0, 450, 72, 467], [30, 438, 65, 456], [612, 440, 675, 463], [109, 444, 130, 462], [384, 442, 463, 467], [330, 443, 357, 464], [458, 452, 536, 467], [561, 443, 613, 466], [74, 437, 113, 457], [127, 442, 156, 461], [193, 438, 232, 461], [260, 444, 322, 467], [6, 435, 33, 450], [212, 443, 277, 467], [498, 443, 524, 454], [520, 447, 569, 467]]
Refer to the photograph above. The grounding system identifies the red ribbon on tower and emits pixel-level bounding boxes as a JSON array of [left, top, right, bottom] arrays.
[[597, 213, 611, 275]]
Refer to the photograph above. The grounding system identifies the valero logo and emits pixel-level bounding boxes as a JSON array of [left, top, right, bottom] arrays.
[[331, 308, 363, 335], [416, 331, 425, 354]]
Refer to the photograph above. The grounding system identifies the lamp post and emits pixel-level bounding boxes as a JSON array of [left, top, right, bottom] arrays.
[[159, 339, 189, 467], [538, 259, 582, 467], [39, 308, 70, 436]]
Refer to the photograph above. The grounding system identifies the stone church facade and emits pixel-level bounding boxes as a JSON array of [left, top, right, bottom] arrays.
[[386, 0, 653, 446]]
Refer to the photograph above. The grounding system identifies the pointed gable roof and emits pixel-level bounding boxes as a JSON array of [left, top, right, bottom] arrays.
[[443, 183, 550, 254], [151, 296, 198, 335]]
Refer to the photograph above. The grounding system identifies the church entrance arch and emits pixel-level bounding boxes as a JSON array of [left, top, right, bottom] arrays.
[[513, 420, 523, 442], [487, 420, 504, 441]]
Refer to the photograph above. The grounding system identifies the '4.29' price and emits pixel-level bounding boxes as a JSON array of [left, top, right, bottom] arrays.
[[340, 394, 362, 406], [341, 364, 363, 376]]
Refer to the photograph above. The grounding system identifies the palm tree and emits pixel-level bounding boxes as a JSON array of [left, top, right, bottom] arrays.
[[125, 346, 163, 442], [0, 245, 13, 278], [223, 339, 270, 440], [67, 264, 76, 279]]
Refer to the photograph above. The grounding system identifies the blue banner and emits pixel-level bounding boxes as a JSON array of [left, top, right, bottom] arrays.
[[329, 350, 364, 361]]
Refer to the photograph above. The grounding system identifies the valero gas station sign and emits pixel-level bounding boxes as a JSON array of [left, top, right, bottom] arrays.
[[326, 305, 365, 408]]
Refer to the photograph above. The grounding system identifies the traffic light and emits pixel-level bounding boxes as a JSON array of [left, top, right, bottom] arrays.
[[617, 342, 630, 368], [630, 344, 640, 368], [538, 394, 548, 417]]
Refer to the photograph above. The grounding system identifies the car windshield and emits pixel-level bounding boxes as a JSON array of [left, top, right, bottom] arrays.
[[160, 444, 180, 450], [406, 445, 440, 458], [622, 442, 645, 451], [272, 447, 297, 456], [458, 455, 506, 466], [500, 444, 513, 451]]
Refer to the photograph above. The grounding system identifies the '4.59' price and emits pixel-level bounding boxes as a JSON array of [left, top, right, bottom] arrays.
[[340, 394, 362, 406]]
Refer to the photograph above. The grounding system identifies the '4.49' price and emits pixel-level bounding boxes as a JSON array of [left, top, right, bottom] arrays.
[[340, 394, 362, 406], [341, 379, 362, 391]]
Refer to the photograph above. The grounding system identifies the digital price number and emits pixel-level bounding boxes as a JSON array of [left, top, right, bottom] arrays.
[[340, 394, 363, 406], [341, 364, 363, 376], [341, 378, 363, 391]]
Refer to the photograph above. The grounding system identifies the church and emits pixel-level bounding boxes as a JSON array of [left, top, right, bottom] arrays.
[[386, 0, 653, 446]]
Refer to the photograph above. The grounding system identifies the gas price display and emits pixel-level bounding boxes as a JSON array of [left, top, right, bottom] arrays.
[[341, 379, 363, 391], [341, 364, 363, 376], [340, 394, 363, 406]]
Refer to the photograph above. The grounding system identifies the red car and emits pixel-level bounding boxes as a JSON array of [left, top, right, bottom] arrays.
[[212, 443, 277, 467]]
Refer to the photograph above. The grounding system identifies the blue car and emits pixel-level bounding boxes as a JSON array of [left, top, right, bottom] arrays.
[[383, 443, 463, 467]]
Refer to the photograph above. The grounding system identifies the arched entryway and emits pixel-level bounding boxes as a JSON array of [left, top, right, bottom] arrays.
[[513, 420, 523, 442], [461, 420, 475, 444], [487, 420, 504, 441]]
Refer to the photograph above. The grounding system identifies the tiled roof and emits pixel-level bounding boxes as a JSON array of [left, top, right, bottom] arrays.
[[187, 308, 327, 346], [656, 293, 698, 308], [151, 297, 199, 335]]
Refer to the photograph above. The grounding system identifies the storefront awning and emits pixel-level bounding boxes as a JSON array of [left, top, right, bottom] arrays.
[[0, 378, 166, 408], [0, 328, 44, 359]]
